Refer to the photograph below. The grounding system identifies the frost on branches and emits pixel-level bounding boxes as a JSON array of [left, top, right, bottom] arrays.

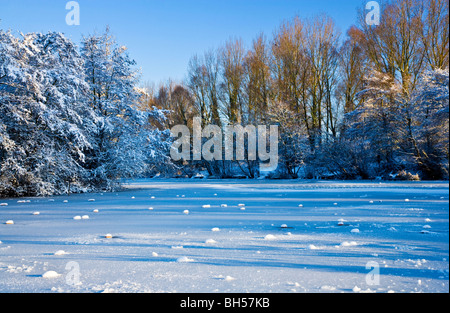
[[0, 30, 170, 197], [335, 68, 449, 180], [411, 68, 449, 179]]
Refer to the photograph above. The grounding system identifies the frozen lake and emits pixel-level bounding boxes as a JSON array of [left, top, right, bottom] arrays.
[[0, 180, 448, 293]]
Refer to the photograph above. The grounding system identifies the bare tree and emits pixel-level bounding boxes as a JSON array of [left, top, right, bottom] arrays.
[[243, 33, 273, 124], [421, 0, 449, 70], [220, 38, 246, 125], [337, 27, 367, 114]]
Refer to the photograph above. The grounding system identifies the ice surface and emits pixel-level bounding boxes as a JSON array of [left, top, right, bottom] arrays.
[[0, 179, 448, 293]]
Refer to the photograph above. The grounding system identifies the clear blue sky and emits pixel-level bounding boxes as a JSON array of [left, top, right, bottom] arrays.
[[1, 0, 366, 84]]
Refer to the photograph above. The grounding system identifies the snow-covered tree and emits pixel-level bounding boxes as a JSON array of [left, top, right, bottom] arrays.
[[410, 68, 449, 179], [1, 29, 171, 197], [268, 102, 309, 178], [1, 31, 94, 196], [81, 29, 171, 187]]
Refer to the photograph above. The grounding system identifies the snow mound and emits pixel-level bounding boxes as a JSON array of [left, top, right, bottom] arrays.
[[280, 224, 288, 229], [351, 229, 360, 233], [320, 285, 336, 291], [176, 256, 194, 263], [340, 241, 358, 247], [54, 250, 68, 256], [73, 216, 82, 220], [82, 215, 90, 220], [264, 234, 276, 240], [88, 199, 96, 202], [152, 252, 158, 257], [211, 227, 220, 232], [355, 288, 376, 293], [0, 203, 8, 206], [202, 205, 211, 208], [214, 275, 236, 281], [308, 244, 324, 250], [42, 271, 60, 279], [205, 239, 217, 244]]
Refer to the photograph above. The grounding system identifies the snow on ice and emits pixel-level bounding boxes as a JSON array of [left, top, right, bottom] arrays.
[[0, 180, 448, 293]]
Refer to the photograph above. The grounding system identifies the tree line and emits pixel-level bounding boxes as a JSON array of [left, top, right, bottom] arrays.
[[1, 0, 448, 197], [146, 0, 449, 180]]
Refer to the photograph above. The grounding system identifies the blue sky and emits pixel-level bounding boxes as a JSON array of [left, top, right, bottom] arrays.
[[1, 0, 366, 84]]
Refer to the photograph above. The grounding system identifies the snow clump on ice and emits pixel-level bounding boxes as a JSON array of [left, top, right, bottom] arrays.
[[340, 241, 358, 247], [224, 276, 236, 281], [176, 256, 194, 263], [42, 271, 60, 279]]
